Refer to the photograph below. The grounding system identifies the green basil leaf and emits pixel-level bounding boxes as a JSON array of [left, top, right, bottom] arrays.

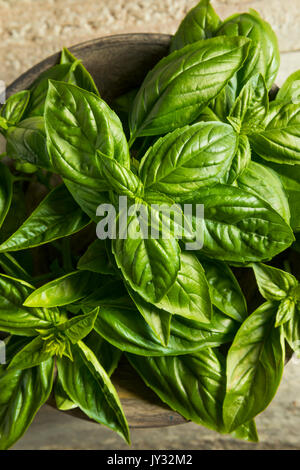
[[77, 239, 115, 275], [45, 80, 130, 189], [56, 341, 130, 443], [223, 302, 285, 432], [237, 161, 291, 224], [216, 10, 280, 94], [0, 274, 59, 335], [0, 90, 30, 125], [0, 184, 90, 253], [182, 184, 294, 263], [95, 298, 238, 356], [230, 420, 258, 443], [54, 378, 77, 411], [283, 305, 300, 355], [275, 298, 295, 328], [0, 185, 26, 246], [7, 336, 53, 371], [0, 162, 13, 229], [228, 73, 268, 135], [155, 252, 212, 324], [74, 278, 126, 309], [60, 47, 100, 96], [6, 117, 52, 169], [275, 69, 300, 104], [112, 89, 138, 116], [250, 102, 300, 165], [129, 36, 250, 139], [226, 134, 251, 184], [112, 197, 181, 303], [209, 77, 238, 121], [56, 308, 99, 344], [0, 358, 54, 450], [263, 161, 300, 232], [129, 348, 258, 441], [24, 63, 76, 117], [195, 106, 221, 123], [170, 0, 221, 52], [139, 122, 237, 197], [84, 330, 122, 377], [252, 263, 298, 301], [23, 271, 102, 308], [99, 153, 144, 198], [198, 256, 247, 322], [127, 287, 171, 347], [0, 253, 31, 282], [11, 309, 99, 366], [4, 335, 32, 363], [64, 179, 110, 222], [128, 348, 225, 432]]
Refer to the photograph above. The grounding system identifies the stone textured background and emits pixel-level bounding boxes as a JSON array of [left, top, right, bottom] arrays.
[[1, 0, 300, 87], [1, 0, 300, 450]]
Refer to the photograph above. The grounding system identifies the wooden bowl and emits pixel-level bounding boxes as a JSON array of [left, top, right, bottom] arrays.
[[7, 33, 187, 428], [7, 34, 295, 430]]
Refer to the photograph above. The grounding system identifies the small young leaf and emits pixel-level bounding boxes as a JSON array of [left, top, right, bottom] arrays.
[[57, 308, 99, 344], [275, 298, 295, 328], [99, 152, 144, 199], [60, 47, 100, 96], [1, 90, 30, 125], [170, 0, 221, 52], [228, 73, 268, 135], [252, 263, 298, 301], [0, 274, 60, 336], [8, 336, 53, 371], [6, 117, 52, 169]]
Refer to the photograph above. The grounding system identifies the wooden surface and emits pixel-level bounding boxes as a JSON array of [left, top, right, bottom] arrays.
[[48, 357, 187, 428]]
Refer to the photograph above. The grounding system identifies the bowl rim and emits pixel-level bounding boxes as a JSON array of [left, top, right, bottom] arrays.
[[7, 32, 172, 97]]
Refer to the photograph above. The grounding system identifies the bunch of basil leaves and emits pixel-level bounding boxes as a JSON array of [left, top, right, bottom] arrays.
[[0, 0, 299, 449]]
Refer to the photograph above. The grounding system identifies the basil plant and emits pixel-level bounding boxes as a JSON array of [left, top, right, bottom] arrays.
[[0, 0, 299, 449]]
